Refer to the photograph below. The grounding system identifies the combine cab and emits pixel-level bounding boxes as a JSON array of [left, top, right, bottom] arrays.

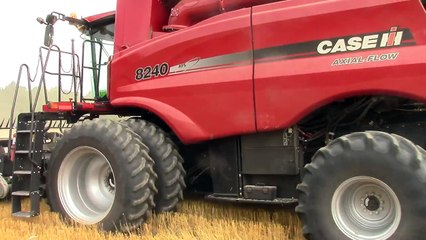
[[3, 0, 426, 239]]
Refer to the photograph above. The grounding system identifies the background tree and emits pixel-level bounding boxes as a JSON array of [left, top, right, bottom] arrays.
[[0, 82, 89, 123]]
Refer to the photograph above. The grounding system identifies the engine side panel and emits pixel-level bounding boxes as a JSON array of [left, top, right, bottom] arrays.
[[114, 0, 169, 53], [112, 0, 426, 143], [253, 0, 426, 131], [110, 9, 255, 144]]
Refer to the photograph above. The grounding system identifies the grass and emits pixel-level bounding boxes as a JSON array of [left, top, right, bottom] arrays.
[[0, 198, 303, 240]]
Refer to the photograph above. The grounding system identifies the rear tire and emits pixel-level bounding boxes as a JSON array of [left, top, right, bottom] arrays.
[[47, 119, 157, 231], [296, 131, 426, 239], [122, 118, 185, 212]]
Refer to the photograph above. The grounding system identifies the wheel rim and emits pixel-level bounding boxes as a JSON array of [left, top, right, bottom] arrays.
[[57, 146, 115, 224], [331, 176, 401, 240]]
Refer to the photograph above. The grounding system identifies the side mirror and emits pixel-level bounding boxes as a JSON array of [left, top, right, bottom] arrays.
[[46, 14, 58, 25], [40, 14, 58, 47], [44, 25, 54, 47]]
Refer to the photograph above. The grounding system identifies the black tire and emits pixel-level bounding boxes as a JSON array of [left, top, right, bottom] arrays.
[[42, 132, 63, 192], [122, 118, 186, 212], [47, 119, 157, 231], [296, 131, 426, 240]]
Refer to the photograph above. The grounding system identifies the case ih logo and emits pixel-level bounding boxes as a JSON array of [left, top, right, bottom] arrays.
[[317, 27, 410, 55], [135, 27, 415, 79]]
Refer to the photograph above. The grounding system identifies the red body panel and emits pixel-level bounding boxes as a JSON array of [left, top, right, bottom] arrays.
[[110, 8, 255, 143], [114, 0, 168, 53], [252, 0, 426, 131], [110, 0, 426, 144], [83, 11, 115, 23], [165, 0, 280, 30]]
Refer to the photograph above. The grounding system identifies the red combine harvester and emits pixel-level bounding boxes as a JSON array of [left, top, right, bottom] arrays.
[[1, 0, 426, 239]]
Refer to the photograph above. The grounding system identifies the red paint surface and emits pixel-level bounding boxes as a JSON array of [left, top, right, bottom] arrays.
[[83, 11, 115, 23], [252, 0, 426, 131], [166, 0, 280, 30], [51, 0, 426, 144], [111, 8, 255, 143]]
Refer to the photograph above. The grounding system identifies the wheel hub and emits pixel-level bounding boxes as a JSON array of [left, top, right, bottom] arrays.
[[364, 195, 381, 212], [104, 170, 115, 192], [57, 146, 116, 225], [331, 176, 401, 240]]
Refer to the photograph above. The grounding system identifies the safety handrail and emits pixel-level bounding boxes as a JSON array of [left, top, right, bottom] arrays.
[[7, 40, 81, 156], [81, 39, 103, 100]]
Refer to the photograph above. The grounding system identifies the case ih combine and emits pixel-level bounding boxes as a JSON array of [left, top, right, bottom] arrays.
[[1, 0, 426, 239]]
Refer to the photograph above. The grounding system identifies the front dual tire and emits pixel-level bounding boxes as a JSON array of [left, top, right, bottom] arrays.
[[47, 119, 158, 231], [121, 119, 186, 213]]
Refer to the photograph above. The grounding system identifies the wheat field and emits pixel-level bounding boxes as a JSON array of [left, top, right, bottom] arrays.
[[0, 198, 303, 240]]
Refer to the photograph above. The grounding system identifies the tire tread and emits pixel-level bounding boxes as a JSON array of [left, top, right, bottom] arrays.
[[122, 118, 186, 212]]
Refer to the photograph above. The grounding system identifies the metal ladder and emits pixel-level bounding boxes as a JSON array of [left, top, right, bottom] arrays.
[[11, 113, 45, 217], [7, 35, 105, 217], [8, 43, 81, 218]]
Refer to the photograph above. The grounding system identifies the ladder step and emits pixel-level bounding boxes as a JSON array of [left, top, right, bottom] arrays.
[[13, 170, 32, 175], [14, 150, 30, 154], [12, 191, 30, 196], [12, 114, 45, 219], [12, 211, 35, 218], [16, 130, 36, 134]]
